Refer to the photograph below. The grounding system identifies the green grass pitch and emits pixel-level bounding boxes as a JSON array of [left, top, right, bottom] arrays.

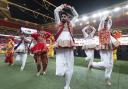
[[0, 55, 128, 89]]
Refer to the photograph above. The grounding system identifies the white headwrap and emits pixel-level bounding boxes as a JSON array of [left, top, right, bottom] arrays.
[[54, 4, 78, 25]]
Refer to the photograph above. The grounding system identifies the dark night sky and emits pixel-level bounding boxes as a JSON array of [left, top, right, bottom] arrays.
[[49, 0, 126, 14], [9, 0, 127, 24]]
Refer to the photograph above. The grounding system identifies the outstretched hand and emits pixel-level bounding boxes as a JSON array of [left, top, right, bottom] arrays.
[[63, 4, 72, 9]]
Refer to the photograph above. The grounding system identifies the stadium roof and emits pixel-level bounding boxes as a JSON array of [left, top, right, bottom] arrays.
[[0, 0, 127, 25], [0, 0, 128, 37]]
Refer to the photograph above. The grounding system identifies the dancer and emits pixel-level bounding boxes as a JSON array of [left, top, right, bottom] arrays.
[[15, 33, 30, 71], [31, 30, 51, 76], [82, 25, 96, 62], [112, 29, 121, 63], [88, 16, 120, 85], [48, 35, 55, 58], [54, 4, 78, 89], [5, 37, 15, 65]]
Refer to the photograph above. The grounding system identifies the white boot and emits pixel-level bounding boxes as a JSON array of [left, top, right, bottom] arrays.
[[105, 78, 111, 86], [85, 57, 90, 62], [64, 86, 70, 89], [36, 72, 40, 76], [88, 60, 93, 70], [43, 71, 46, 75], [20, 67, 24, 71]]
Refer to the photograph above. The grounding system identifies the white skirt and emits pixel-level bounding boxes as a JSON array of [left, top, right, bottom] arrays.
[[56, 48, 74, 76], [98, 36, 120, 50], [82, 38, 96, 49], [55, 31, 74, 48], [110, 36, 120, 47]]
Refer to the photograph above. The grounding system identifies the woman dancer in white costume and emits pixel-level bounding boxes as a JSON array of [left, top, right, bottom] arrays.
[[82, 25, 96, 63]]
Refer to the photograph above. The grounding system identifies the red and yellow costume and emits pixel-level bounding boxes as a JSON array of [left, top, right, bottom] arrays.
[[48, 35, 55, 57], [112, 30, 122, 39], [31, 31, 51, 76], [112, 30, 121, 62], [5, 38, 15, 65]]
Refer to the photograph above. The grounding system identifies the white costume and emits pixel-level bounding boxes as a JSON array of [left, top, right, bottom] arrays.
[[54, 4, 78, 89], [91, 16, 119, 85], [15, 36, 31, 71], [82, 26, 96, 62]]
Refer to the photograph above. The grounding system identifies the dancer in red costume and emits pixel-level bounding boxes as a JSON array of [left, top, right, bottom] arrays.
[[31, 30, 51, 76], [112, 29, 121, 62]]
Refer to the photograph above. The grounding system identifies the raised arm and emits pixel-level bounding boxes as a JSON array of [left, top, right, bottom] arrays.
[[71, 7, 79, 23], [24, 37, 32, 43], [82, 26, 89, 38], [14, 36, 21, 41], [98, 17, 105, 31], [98, 16, 112, 31], [54, 5, 64, 24], [90, 27, 96, 37], [44, 31, 51, 40], [108, 19, 112, 30]]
